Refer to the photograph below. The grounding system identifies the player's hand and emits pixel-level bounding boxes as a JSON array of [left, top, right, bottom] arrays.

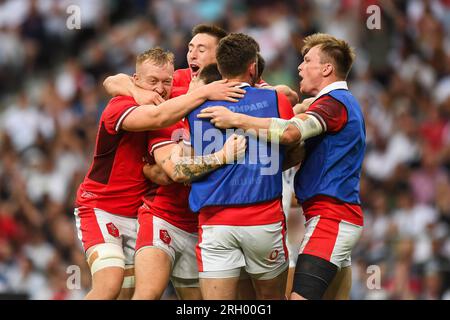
[[216, 133, 247, 164], [143, 163, 173, 185], [293, 97, 315, 114], [202, 79, 246, 102], [132, 86, 166, 106], [197, 106, 239, 129]]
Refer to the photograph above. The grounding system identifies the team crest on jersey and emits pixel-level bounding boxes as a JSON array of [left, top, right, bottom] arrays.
[[106, 222, 120, 238], [268, 249, 279, 261], [160, 229, 171, 245], [81, 191, 96, 199]]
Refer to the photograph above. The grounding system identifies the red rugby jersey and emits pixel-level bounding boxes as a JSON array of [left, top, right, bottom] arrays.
[[142, 121, 198, 233], [76, 96, 149, 217]]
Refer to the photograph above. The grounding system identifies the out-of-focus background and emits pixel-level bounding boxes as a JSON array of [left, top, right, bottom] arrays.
[[1, 0, 450, 300]]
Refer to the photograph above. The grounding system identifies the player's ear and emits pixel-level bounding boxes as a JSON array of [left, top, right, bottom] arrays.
[[132, 73, 139, 84], [249, 62, 257, 80], [322, 63, 333, 77]]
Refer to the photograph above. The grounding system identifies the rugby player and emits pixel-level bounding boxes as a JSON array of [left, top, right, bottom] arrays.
[[187, 33, 299, 300], [133, 65, 246, 300], [74, 47, 244, 300]]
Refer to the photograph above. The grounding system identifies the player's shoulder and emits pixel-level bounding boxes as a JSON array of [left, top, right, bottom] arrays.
[[100, 95, 139, 122], [250, 86, 275, 94], [310, 94, 345, 110], [108, 95, 138, 106], [173, 68, 191, 81], [102, 95, 138, 113], [174, 68, 190, 76]]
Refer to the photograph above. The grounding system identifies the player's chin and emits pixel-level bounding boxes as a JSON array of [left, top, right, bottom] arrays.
[[299, 81, 307, 94], [191, 69, 200, 77]]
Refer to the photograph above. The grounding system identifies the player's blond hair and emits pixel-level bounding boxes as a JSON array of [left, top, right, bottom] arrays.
[[136, 47, 174, 67], [302, 33, 355, 80]]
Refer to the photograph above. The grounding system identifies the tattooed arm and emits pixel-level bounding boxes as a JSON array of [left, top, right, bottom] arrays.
[[153, 134, 246, 183]]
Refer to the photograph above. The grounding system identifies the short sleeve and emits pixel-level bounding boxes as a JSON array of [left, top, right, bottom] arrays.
[[102, 96, 138, 134], [277, 92, 295, 120], [147, 121, 184, 155], [306, 95, 348, 133]]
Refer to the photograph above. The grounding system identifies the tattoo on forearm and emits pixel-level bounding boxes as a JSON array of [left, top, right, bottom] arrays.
[[173, 153, 222, 181]]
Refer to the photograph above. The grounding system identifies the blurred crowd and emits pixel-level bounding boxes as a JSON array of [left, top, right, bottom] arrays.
[[1, 0, 450, 300]]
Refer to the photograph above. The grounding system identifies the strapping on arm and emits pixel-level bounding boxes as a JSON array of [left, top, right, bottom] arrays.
[[268, 115, 324, 143]]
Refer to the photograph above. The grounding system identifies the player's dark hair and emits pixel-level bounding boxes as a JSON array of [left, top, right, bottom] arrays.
[[192, 24, 228, 41], [198, 63, 222, 84], [216, 33, 258, 78]]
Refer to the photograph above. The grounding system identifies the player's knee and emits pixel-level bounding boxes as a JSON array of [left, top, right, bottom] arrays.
[[88, 243, 126, 274], [87, 243, 126, 295], [292, 254, 337, 300]]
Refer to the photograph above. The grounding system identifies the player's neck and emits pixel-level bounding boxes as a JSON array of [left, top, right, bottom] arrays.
[[314, 77, 343, 95], [226, 76, 252, 86]]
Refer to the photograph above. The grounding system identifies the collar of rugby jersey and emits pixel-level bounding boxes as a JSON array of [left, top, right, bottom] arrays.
[[314, 81, 348, 100], [237, 82, 251, 88]]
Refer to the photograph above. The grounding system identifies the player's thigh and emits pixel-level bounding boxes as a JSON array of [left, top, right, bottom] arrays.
[[299, 216, 362, 270], [239, 222, 289, 299], [323, 266, 352, 300], [134, 247, 172, 299], [240, 222, 289, 280], [171, 231, 201, 299], [171, 231, 199, 281], [197, 225, 243, 300], [237, 270, 256, 300], [200, 277, 240, 300], [197, 225, 245, 275], [294, 217, 361, 299], [134, 213, 177, 299], [252, 268, 288, 300], [173, 283, 203, 300]]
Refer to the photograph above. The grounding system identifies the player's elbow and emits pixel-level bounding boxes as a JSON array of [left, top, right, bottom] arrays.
[[103, 73, 129, 96], [286, 91, 299, 106], [281, 126, 301, 145], [172, 175, 188, 183], [103, 76, 116, 94], [170, 171, 189, 183]]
